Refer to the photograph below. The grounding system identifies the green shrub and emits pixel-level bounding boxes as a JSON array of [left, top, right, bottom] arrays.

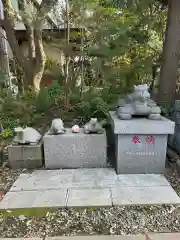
[[35, 88, 52, 112], [47, 80, 64, 106], [75, 96, 109, 121]]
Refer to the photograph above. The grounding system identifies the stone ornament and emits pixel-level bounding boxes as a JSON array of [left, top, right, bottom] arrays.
[[13, 127, 41, 145], [84, 118, 104, 134], [116, 84, 161, 120], [72, 125, 80, 133], [48, 119, 66, 135]]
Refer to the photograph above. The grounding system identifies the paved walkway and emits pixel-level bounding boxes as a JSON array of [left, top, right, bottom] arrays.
[[1, 233, 180, 240], [0, 168, 180, 209]]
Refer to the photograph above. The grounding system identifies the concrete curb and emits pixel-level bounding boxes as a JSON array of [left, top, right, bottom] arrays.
[[1, 233, 180, 240]]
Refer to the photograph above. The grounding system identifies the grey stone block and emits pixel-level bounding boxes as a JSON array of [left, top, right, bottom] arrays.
[[110, 111, 175, 174], [0, 189, 67, 210], [10, 170, 74, 191], [117, 174, 170, 187], [111, 186, 180, 206], [66, 188, 112, 207], [8, 142, 43, 169], [110, 111, 175, 134], [72, 168, 117, 188], [43, 128, 107, 169]]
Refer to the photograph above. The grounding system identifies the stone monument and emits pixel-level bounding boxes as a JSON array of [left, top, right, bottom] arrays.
[[44, 118, 107, 169], [110, 84, 175, 174], [8, 127, 43, 169], [168, 100, 180, 153], [116, 84, 161, 120]]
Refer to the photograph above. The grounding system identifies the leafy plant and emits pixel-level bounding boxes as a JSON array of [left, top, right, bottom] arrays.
[[75, 96, 109, 120], [0, 128, 13, 139], [35, 88, 52, 113]]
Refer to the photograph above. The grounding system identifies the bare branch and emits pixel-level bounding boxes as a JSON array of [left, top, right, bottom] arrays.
[[2, 0, 20, 23], [34, 0, 58, 27], [31, 0, 58, 28], [18, 0, 31, 26]]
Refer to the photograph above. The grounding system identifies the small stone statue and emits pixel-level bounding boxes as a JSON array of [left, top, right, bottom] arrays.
[[116, 84, 161, 120], [84, 118, 104, 134], [48, 118, 66, 135], [13, 127, 41, 145]]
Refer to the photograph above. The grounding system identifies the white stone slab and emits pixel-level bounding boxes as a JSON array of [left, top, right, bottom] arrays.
[[66, 188, 112, 207], [94, 168, 118, 188], [0, 189, 67, 209], [72, 168, 117, 188], [117, 174, 170, 187], [111, 186, 180, 206], [10, 170, 74, 191], [10, 169, 118, 191]]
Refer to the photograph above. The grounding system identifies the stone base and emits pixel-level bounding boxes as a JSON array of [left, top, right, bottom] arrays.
[[110, 111, 175, 174], [8, 142, 43, 169], [115, 134, 167, 174], [43, 128, 107, 169]]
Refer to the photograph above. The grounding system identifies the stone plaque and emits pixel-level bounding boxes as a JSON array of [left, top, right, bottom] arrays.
[[116, 134, 167, 174]]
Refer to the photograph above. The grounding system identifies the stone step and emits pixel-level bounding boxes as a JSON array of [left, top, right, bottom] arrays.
[[0, 169, 180, 210], [9, 169, 170, 191]]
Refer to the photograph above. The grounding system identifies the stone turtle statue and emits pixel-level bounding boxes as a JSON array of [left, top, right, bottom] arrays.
[[116, 84, 161, 120], [48, 118, 66, 135], [13, 127, 41, 145], [84, 118, 104, 134]]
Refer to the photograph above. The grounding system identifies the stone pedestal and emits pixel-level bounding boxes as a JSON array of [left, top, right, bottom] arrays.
[[110, 111, 175, 174], [43, 128, 107, 169], [8, 142, 43, 169]]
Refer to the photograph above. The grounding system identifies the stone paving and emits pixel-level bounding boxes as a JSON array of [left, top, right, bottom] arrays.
[[1, 234, 180, 240], [0, 168, 180, 210]]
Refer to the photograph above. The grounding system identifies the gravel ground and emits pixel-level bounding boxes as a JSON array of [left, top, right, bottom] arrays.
[[0, 166, 180, 237]]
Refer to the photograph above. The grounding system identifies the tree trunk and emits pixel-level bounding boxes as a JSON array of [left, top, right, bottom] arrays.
[[24, 65, 44, 91], [157, 0, 180, 107], [0, 0, 57, 92]]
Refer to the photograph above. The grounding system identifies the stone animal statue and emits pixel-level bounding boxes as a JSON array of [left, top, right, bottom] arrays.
[[116, 84, 161, 120], [84, 118, 104, 134], [13, 127, 41, 145], [48, 118, 66, 135]]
